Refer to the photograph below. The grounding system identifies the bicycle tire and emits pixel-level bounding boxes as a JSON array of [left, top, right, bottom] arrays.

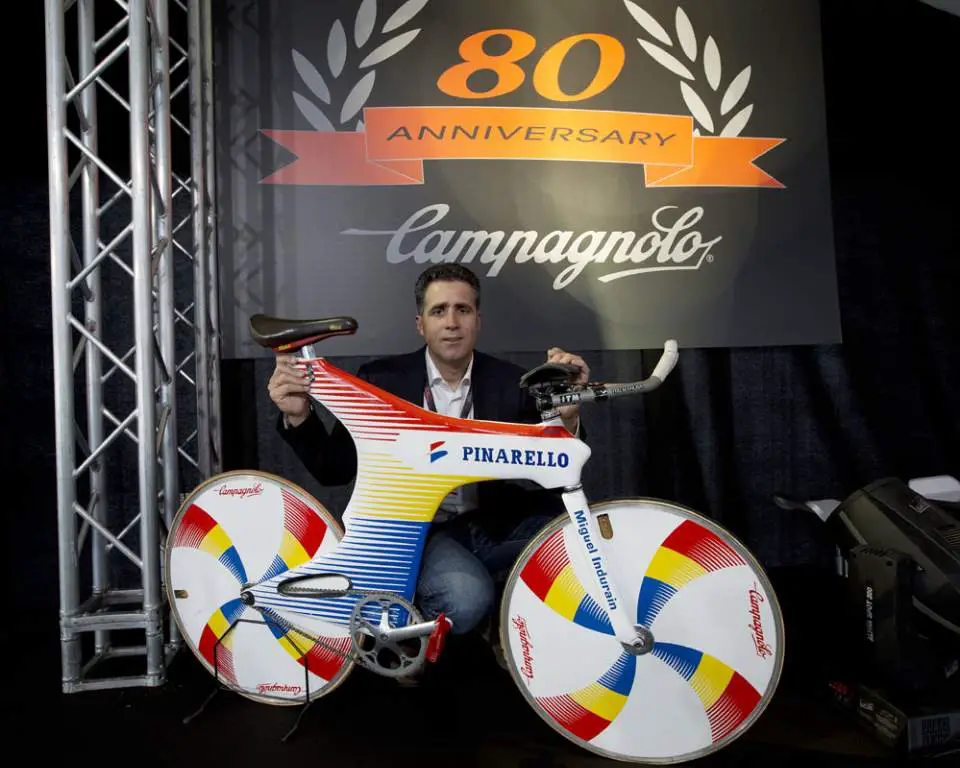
[[499, 497, 784, 764], [164, 469, 356, 705]]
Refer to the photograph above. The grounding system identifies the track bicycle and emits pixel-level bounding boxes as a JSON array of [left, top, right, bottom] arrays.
[[164, 314, 785, 764]]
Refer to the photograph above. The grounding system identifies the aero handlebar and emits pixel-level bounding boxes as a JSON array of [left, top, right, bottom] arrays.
[[543, 340, 680, 409]]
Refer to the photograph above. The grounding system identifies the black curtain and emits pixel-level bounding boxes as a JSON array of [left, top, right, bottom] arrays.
[[4, 1, 959, 686], [222, 0, 960, 570]]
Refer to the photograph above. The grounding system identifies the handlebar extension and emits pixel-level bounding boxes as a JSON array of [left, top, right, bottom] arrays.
[[540, 340, 679, 410]]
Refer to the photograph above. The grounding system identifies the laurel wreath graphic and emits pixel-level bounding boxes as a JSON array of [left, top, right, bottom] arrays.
[[290, 0, 430, 132], [623, 1, 753, 137]]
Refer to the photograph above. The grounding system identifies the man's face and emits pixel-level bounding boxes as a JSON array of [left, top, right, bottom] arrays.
[[416, 279, 480, 367]]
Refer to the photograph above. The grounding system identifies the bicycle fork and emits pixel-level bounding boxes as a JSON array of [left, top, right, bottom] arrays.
[[560, 487, 654, 655]]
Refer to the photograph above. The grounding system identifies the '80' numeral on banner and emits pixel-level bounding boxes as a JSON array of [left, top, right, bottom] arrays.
[[437, 30, 626, 102]]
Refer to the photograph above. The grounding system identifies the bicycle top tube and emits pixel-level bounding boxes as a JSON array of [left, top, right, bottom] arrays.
[[299, 354, 592, 495], [248, 312, 679, 415], [248, 312, 680, 497]]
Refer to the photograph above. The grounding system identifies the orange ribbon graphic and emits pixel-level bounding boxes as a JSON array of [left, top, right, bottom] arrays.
[[260, 105, 784, 188]]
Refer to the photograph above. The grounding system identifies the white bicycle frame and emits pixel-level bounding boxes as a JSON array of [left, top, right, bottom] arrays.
[[250, 339, 679, 654], [167, 323, 784, 760]]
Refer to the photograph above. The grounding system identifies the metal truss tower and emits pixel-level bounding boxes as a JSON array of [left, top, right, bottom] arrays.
[[44, 0, 220, 691]]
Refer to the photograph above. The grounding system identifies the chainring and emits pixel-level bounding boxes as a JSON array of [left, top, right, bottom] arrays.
[[348, 591, 428, 679]]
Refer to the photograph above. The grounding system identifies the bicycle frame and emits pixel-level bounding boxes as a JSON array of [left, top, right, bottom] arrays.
[[168, 325, 787, 759], [247, 342, 675, 650]]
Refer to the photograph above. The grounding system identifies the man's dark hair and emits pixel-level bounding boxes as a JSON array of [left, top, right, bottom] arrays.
[[414, 264, 481, 314]]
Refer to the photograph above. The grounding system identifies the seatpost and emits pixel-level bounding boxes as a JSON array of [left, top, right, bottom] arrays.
[[298, 344, 318, 360]]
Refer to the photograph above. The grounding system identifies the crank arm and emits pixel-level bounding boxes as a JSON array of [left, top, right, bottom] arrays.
[[355, 615, 452, 664], [376, 618, 442, 643]]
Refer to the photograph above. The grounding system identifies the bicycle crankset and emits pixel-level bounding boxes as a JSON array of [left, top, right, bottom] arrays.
[[348, 592, 432, 678]]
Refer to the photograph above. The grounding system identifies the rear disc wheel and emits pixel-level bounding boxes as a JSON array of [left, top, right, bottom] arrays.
[[164, 470, 355, 705]]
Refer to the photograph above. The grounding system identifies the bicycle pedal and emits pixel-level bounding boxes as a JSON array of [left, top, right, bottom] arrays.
[[425, 614, 452, 663]]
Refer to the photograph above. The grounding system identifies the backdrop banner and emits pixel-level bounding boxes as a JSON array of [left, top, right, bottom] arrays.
[[215, 0, 840, 358]]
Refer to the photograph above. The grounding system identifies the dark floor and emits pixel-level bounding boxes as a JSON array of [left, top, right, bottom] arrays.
[[3, 613, 944, 768]]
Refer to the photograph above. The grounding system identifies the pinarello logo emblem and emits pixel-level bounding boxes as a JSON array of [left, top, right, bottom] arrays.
[[429, 441, 448, 462]]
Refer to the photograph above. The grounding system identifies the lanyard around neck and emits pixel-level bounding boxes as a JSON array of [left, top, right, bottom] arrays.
[[423, 381, 474, 419]]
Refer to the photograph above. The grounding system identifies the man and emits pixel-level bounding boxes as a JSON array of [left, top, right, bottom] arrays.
[[267, 264, 590, 644]]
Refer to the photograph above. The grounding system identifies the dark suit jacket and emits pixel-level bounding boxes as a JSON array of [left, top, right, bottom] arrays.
[[277, 347, 583, 534]]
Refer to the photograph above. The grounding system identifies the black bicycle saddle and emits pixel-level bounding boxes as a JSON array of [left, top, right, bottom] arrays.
[[249, 313, 358, 350]]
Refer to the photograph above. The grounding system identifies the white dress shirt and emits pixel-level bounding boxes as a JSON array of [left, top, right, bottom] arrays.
[[424, 348, 480, 523]]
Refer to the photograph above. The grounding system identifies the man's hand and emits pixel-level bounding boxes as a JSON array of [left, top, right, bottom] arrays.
[[268, 355, 312, 428], [546, 347, 590, 434]]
